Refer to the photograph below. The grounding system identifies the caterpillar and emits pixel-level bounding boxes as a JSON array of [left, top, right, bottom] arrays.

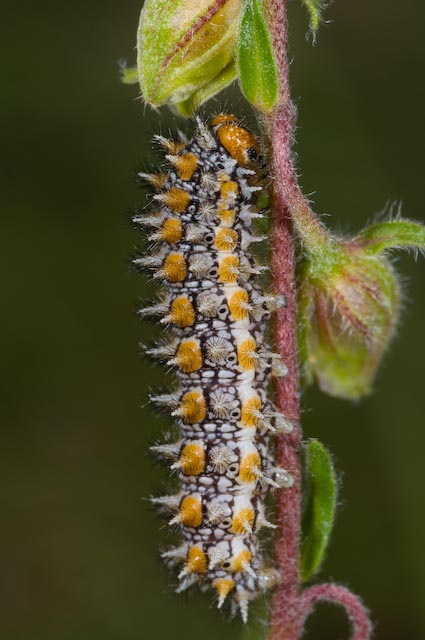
[[134, 114, 294, 622]]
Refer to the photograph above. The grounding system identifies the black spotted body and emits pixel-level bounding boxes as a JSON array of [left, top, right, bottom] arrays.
[[134, 114, 293, 622]]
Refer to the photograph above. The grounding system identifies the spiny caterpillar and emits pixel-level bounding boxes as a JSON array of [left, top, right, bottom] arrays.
[[134, 114, 294, 622]]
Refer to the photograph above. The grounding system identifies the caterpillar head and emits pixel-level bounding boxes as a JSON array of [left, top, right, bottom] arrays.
[[211, 114, 262, 167]]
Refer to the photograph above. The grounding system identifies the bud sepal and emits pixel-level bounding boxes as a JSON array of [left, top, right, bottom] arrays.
[[297, 218, 425, 400]]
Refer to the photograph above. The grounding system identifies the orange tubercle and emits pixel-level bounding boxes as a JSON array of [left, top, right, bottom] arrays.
[[217, 205, 236, 227], [229, 289, 250, 321], [237, 337, 258, 370], [169, 296, 195, 327], [186, 546, 207, 574], [159, 218, 182, 244], [219, 256, 239, 284], [177, 390, 207, 424], [215, 228, 238, 251], [169, 152, 198, 181], [231, 508, 255, 535], [216, 124, 261, 166], [239, 452, 261, 483], [162, 253, 187, 282], [213, 578, 235, 608], [140, 172, 168, 191], [175, 340, 203, 373], [178, 442, 205, 475], [159, 186, 191, 212], [220, 179, 239, 200], [178, 496, 202, 528], [241, 395, 262, 428], [232, 549, 252, 573]]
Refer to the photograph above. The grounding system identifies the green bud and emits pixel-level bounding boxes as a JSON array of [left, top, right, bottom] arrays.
[[137, 0, 243, 110], [297, 219, 425, 400]]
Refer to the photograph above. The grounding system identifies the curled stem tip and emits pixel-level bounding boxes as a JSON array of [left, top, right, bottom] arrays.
[[299, 583, 372, 640]]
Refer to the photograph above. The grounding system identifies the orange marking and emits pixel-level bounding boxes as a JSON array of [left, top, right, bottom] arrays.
[[159, 218, 182, 244], [232, 549, 252, 572], [162, 253, 187, 282], [178, 496, 202, 528], [168, 141, 186, 154], [241, 396, 262, 428], [142, 173, 168, 191], [239, 452, 261, 483], [174, 152, 198, 181], [219, 256, 239, 284], [169, 296, 195, 328], [237, 337, 257, 370], [176, 340, 202, 373], [213, 578, 235, 606], [217, 205, 235, 227], [215, 228, 238, 251], [187, 546, 207, 574], [231, 508, 254, 535], [179, 443, 205, 475], [220, 180, 239, 199], [229, 289, 250, 321], [161, 186, 190, 212], [178, 390, 207, 424]]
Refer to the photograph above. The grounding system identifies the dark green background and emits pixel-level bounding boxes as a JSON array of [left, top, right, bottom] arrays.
[[2, 1, 424, 639]]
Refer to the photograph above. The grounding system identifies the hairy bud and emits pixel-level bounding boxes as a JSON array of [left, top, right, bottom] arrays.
[[297, 219, 425, 399], [137, 0, 243, 113]]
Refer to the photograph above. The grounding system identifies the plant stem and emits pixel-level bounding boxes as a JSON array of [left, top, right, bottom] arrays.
[[262, 0, 328, 253], [261, 2, 307, 637], [267, 147, 303, 640], [265, 84, 304, 640], [298, 584, 372, 640], [261, 1, 372, 639]]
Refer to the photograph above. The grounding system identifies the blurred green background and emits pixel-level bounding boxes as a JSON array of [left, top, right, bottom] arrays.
[[1, 1, 425, 639]]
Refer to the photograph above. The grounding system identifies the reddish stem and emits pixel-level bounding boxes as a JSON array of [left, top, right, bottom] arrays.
[[265, 92, 305, 640], [299, 584, 372, 640], [267, 112, 303, 640], [261, 1, 372, 639], [262, 2, 305, 638]]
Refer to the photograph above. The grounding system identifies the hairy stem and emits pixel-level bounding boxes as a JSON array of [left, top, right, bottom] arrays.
[[261, 1, 372, 639], [262, 0, 328, 251], [299, 585, 372, 640], [262, 2, 306, 638], [267, 123, 303, 640]]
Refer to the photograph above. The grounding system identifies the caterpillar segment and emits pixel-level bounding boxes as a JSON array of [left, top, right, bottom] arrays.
[[135, 114, 294, 622]]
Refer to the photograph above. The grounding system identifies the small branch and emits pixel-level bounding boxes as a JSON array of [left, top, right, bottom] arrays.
[[299, 584, 372, 640]]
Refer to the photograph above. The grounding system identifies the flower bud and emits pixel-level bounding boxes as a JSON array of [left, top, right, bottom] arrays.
[[137, 0, 243, 112], [297, 220, 425, 400]]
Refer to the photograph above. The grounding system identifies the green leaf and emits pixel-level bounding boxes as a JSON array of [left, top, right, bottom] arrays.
[[237, 0, 279, 112], [300, 440, 337, 582], [302, 0, 323, 33], [355, 219, 425, 256]]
